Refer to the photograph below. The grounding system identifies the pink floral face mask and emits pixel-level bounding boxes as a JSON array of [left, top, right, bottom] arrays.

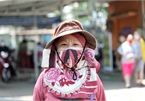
[[41, 47, 99, 71], [57, 47, 83, 68], [56, 47, 85, 80]]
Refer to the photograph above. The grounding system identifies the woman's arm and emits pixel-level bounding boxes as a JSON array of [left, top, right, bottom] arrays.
[[95, 74, 106, 101], [33, 71, 45, 101], [117, 45, 123, 56]]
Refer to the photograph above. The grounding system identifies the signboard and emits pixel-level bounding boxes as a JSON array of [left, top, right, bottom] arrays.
[[0, 16, 61, 27], [121, 27, 132, 36]]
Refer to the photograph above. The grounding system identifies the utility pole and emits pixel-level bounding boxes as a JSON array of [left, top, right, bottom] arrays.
[[32, 6, 39, 81]]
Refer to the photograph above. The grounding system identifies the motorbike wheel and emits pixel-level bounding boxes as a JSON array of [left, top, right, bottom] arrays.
[[1, 68, 11, 83]]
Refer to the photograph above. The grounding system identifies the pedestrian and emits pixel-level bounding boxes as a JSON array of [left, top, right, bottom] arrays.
[[133, 30, 145, 86], [116, 34, 126, 72], [117, 34, 135, 88], [33, 19, 106, 101], [17, 39, 28, 68]]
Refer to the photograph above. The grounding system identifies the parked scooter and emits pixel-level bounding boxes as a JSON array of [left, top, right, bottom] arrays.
[[0, 51, 15, 82]]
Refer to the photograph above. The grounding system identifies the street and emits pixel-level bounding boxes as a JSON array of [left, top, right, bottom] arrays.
[[0, 72, 145, 101], [104, 80, 145, 101], [0, 80, 34, 101]]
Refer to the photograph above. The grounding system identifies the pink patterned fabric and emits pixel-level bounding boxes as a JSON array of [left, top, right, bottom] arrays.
[[33, 70, 106, 101], [43, 56, 91, 97], [44, 68, 82, 88], [84, 48, 100, 72], [44, 68, 61, 82], [37, 48, 102, 101], [57, 48, 83, 69]]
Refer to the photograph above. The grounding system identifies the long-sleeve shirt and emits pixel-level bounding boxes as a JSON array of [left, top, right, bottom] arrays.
[[132, 41, 142, 60], [33, 70, 106, 101], [117, 41, 135, 63]]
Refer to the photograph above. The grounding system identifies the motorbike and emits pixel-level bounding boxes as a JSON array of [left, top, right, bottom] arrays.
[[0, 51, 15, 82]]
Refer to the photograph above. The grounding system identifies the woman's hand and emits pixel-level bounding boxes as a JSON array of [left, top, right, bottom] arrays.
[[126, 53, 134, 59]]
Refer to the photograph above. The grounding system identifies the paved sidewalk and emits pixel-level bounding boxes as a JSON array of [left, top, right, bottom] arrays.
[[0, 80, 34, 101], [99, 71, 145, 101]]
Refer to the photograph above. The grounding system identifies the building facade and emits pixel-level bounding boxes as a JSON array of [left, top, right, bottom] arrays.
[[107, 1, 143, 50]]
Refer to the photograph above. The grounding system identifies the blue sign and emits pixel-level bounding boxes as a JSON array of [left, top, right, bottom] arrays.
[[121, 27, 132, 36], [0, 16, 61, 27]]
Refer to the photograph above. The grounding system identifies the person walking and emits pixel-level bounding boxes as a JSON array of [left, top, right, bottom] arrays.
[[133, 30, 145, 86], [117, 34, 135, 88], [33, 19, 106, 101]]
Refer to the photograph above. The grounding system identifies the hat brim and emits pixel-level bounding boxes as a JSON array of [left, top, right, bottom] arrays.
[[45, 29, 97, 50]]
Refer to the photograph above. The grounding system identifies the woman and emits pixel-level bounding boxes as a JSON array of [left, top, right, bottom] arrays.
[[117, 34, 135, 88], [33, 20, 106, 101], [133, 31, 145, 86]]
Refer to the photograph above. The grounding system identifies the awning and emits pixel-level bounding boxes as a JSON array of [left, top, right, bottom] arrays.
[[0, 16, 61, 26], [0, 0, 86, 16]]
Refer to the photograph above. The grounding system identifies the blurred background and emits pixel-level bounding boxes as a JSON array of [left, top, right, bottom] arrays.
[[0, 0, 145, 101]]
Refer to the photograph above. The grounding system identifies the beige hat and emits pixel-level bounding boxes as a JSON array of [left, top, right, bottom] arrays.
[[45, 19, 97, 50]]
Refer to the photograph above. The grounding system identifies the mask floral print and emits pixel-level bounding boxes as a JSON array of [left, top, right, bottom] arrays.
[[45, 68, 83, 87]]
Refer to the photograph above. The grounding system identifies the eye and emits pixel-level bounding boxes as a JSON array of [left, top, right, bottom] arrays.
[[59, 42, 68, 47], [74, 43, 79, 46], [73, 42, 81, 46], [61, 43, 67, 46]]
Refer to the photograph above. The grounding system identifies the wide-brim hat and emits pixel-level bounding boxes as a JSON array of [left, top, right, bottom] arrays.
[[45, 19, 97, 50]]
